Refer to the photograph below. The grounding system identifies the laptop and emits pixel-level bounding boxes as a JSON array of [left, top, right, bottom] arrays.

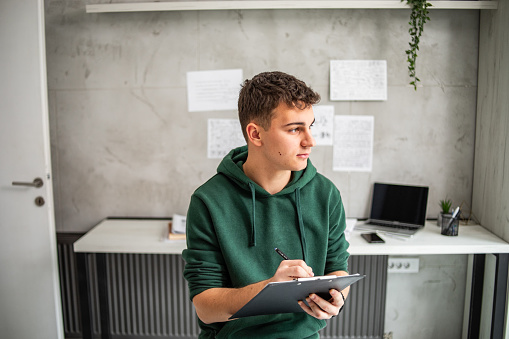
[[355, 182, 429, 237]]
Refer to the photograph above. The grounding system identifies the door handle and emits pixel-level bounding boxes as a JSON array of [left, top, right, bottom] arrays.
[[12, 177, 44, 188]]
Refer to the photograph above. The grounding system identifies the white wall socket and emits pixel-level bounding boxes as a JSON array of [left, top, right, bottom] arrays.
[[388, 257, 419, 273]]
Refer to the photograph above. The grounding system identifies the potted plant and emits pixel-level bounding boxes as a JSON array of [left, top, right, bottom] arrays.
[[402, 0, 432, 90], [438, 198, 452, 226]]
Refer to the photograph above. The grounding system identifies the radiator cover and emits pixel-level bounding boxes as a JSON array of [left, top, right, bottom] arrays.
[[58, 233, 387, 338]]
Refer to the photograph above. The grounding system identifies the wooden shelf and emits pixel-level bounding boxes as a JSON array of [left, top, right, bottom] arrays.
[[86, 1, 498, 13]]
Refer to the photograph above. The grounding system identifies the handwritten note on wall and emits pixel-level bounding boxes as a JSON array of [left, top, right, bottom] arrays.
[[312, 105, 335, 146], [187, 69, 243, 112], [330, 60, 387, 101], [333, 115, 374, 172], [208, 119, 246, 159]]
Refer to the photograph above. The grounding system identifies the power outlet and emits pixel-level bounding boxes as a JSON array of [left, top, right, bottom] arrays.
[[388, 257, 419, 273]]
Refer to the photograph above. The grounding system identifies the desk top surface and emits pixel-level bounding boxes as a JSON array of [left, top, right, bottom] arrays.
[[73, 218, 509, 255]]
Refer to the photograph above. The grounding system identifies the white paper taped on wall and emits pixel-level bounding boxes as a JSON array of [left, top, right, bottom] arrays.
[[208, 118, 246, 159], [187, 69, 243, 112], [330, 60, 387, 101], [312, 105, 334, 146], [333, 115, 374, 172]]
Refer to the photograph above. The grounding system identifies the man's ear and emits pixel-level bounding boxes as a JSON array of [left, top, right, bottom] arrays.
[[246, 122, 262, 146]]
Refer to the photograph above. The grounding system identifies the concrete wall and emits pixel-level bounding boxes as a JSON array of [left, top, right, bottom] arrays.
[[44, 1, 480, 338], [385, 255, 468, 338], [45, 2, 479, 233], [472, 2, 509, 335], [473, 0, 509, 242]]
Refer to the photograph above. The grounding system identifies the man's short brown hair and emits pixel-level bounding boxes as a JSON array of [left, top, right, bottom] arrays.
[[238, 71, 321, 141]]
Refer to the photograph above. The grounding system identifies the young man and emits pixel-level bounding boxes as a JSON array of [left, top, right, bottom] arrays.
[[183, 71, 350, 338]]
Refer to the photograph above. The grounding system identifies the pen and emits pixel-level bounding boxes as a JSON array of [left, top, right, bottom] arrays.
[[274, 247, 289, 260], [445, 207, 460, 235]]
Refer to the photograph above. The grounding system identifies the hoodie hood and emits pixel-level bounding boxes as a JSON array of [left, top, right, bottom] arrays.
[[217, 145, 317, 255], [217, 145, 317, 196]]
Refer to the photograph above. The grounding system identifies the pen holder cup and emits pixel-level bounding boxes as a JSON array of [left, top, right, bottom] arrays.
[[441, 214, 459, 236]]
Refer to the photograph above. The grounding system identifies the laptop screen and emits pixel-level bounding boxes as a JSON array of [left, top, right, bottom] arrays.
[[369, 183, 429, 227]]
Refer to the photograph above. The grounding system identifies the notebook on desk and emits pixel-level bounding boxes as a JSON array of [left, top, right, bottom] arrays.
[[355, 182, 429, 237]]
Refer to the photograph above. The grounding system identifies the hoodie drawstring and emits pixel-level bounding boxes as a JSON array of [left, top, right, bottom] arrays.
[[247, 183, 306, 259], [248, 182, 256, 247], [295, 188, 307, 261]]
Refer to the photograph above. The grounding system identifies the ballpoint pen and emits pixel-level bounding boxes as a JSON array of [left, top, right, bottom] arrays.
[[274, 247, 289, 260]]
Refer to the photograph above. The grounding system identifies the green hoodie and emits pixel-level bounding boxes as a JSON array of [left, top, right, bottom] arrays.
[[182, 146, 350, 339]]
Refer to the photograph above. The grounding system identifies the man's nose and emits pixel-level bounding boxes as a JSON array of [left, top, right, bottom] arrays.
[[302, 130, 316, 148]]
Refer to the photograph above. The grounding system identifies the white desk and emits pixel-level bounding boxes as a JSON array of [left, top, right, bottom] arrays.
[[347, 221, 509, 255], [74, 218, 184, 254], [74, 219, 509, 255], [74, 218, 509, 339]]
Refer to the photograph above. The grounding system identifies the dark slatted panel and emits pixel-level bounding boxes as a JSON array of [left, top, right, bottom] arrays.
[[57, 233, 386, 338], [321, 255, 387, 339]]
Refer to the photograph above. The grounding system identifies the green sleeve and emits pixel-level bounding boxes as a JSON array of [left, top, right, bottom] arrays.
[[182, 194, 231, 301], [325, 190, 350, 275]]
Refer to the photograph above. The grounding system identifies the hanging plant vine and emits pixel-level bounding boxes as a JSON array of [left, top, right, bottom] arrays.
[[402, 0, 432, 90]]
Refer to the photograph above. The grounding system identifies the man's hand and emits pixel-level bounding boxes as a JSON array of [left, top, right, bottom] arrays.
[[274, 261, 348, 319], [297, 270, 349, 319], [193, 259, 314, 324], [298, 288, 346, 319], [269, 259, 314, 283]]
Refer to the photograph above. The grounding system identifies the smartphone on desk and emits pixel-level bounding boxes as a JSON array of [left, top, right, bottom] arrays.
[[361, 232, 385, 243]]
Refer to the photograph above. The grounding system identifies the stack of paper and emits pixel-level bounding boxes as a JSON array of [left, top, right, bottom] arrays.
[[168, 214, 186, 240]]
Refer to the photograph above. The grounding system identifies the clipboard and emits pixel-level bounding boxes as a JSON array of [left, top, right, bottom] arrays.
[[230, 274, 365, 319]]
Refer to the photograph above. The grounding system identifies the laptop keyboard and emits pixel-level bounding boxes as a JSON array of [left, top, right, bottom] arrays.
[[355, 222, 419, 236], [367, 221, 415, 230]]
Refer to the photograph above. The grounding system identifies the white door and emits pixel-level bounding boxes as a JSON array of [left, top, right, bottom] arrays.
[[0, 1, 63, 338]]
